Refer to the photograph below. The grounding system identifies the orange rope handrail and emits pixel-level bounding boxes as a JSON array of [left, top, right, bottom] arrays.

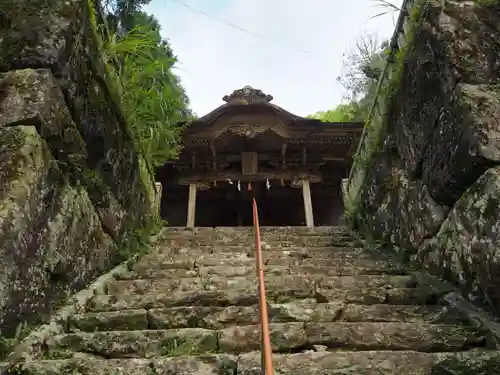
[[249, 183, 274, 375]]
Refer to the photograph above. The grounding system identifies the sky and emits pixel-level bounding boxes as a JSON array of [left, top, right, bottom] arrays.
[[144, 0, 403, 117]]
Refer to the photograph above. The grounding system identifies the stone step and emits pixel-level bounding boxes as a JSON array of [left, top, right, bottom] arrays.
[[131, 252, 395, 271], [164, 226, 350, 235], [17, 350, 500, 375], [162, 237, 360, 248], [221, 322, 486, 353], [46, 322, 485, 359], [238, 350, 500, 375], [70, 301, 466, 332], [119, 261, 406, 280], [106, 275, 418, 296], [90, 283, 446, 312], [149, 245, 378, 259], [161, 232, 354, 240]]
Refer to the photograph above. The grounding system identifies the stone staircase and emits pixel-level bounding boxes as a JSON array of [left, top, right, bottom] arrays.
[[12, 227, 500, 374]]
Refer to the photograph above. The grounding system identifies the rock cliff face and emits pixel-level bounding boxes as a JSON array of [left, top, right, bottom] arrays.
[[345, 0, 500, 315], [0, 1, 155, 339]]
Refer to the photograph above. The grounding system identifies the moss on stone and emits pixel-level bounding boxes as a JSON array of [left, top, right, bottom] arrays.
[[474, 0, 500, 6], [344, 0, 426, 227]]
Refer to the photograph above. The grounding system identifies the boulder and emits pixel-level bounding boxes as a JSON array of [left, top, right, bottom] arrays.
[[356, 138, 448, 256], [417, 166, 500, 314], [389, 0, 500, 206], [0, 125, 115, 336], [0, 68, 87, 165]]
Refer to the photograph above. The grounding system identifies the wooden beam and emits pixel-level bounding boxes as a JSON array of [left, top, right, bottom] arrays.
[[177, 169, 322, 185], [323, 157, 346, 161]]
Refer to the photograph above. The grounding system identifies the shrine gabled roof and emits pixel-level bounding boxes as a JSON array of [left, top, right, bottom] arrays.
[[178, 86, 364, 136]]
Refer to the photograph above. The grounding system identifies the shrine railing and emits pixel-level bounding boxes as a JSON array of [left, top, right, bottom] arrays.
[[249, 183, 274, 375]]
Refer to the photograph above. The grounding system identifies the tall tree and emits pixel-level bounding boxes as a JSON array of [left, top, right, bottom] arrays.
[[309, 1, 400, 121], [103, 0, 153, 32], [101, 4, 193, 167], [337, 34, 389, 119]]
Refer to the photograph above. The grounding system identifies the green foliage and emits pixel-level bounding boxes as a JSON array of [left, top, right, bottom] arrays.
[[94, 5, 192, 169], [101, 25, 189, 166], [370, 0, 401, 20], [103, 0, 152, 31], [84, 0, 189, 228], [0, 321, 31, 360], [307, 102, 364, 122], [117, 218, 164, 261], [473, 0, 500, 6], [338, 35, 391, 121]]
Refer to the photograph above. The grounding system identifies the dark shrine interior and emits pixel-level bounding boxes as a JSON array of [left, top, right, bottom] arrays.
[[156, 164, 345, 227]]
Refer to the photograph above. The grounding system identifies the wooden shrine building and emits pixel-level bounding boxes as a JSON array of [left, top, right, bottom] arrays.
[[156, 86, 363, 227]]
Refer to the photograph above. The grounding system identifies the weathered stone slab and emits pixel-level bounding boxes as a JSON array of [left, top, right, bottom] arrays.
[[148, 300, 323, 330], [218, 323, 307, 353], [90, 282, 443, 312], [72, 301, 464, 332], [160, 227, 359, 248], [237, 350, 500, 375], [152, 354, 237, 375], [0, 125, 114, 336], [422, 83, 500, 205], [388, 0, 500, 206], [0, 69, 87, 164], [15, 350, 500, 375], [163, 226, 350, 236], [89, 287, 315, 312], [356, 149, 449, 255], [417, 166, 500, 314], [219, 321, 484, 353], [148, 305, 260, 330], [131, 254, 396, 274], [70, 310, 149, 332], [339, 304, 463, 324], [47, 329, 218, 358], [13, 355, 239, 375], [151, 245, 372, 259], [107, 275, 416, 297], [163, 236, 356, 248], [305, 322, 485, 351], [15, 358, 154, 375]]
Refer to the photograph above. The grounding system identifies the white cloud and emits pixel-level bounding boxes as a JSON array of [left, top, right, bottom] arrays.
[[145, 0, 403, 117]]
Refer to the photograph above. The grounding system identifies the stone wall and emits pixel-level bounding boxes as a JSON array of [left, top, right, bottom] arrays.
[[0, 0, 156, 338], [344, 0, 500, 315]]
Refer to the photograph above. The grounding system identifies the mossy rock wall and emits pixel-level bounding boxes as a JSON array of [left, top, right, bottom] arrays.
[[344, 0, 500, 315], [0, 0, 155, 338]]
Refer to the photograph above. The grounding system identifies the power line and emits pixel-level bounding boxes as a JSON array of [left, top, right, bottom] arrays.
[[168, 0, 317, 57]]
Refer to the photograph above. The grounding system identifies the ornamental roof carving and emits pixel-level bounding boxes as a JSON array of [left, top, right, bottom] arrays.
[[222, 86, 274, 104]]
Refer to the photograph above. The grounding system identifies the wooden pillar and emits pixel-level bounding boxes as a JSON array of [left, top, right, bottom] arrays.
[[302, 180, 314, 228], [154, 182, 162, 213], [187, 183, 197, 228]]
